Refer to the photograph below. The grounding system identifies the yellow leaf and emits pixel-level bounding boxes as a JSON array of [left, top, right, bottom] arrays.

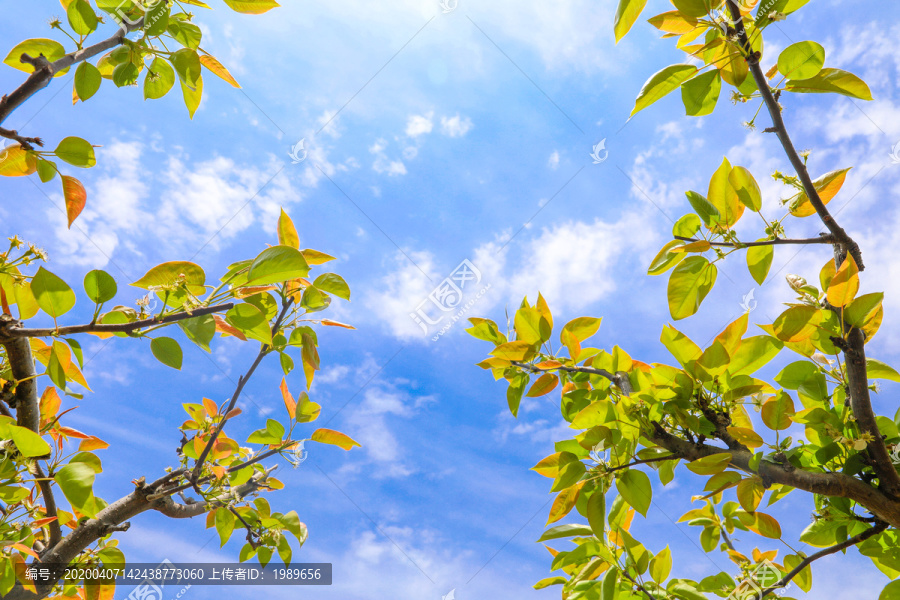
[[546, 482, 582, 524], [319, 319, 355, 329], [789, 167, 851, 217], [276, 208, 300, 248], [0, 145, 37, 177], [199, 53, 240, 87], [826, 254, 859, 307], [531, 452, 564, 478], [726, 426, 763, 448], [490, 340, 536, 362]]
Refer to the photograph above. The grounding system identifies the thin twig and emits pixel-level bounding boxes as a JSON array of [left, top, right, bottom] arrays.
[[673, 235, 834, 247], [759, 521, 888, 596]]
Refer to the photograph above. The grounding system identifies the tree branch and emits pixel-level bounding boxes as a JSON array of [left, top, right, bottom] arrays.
[[190, 298, 294, 487], [759, 521, 888, 597], [0, 20, 143, 128], [33, 464, 62, 552], [8, 303, 234, 338], [0, 127, 43, 151], [604, 455, 678, 474], [725, 0, 863, 270], [511, 360, 632, 390], [673, 235, 835, 247], [648, 423, 900, 528]]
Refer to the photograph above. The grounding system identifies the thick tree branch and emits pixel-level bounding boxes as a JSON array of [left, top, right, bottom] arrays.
[[4, 469, 272, 600], [759, 521, 888, 597], [648, 424, 900, 528], [33, 464, 62, 552], [673, 235, 835, 247], [725, 0, 863, 270], [0, 21, 143, 128], [8, 303, 234, 338]]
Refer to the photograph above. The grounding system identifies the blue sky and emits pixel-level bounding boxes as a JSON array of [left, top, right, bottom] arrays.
[[3, 0, 900, 598]]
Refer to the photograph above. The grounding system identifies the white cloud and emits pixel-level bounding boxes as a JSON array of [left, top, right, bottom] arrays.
[[370, 138, 408, 176], [548, 150, 560, 169], [405, 111, 434, 137], [364, 250, 439, 340], [440, 114, 473, 137]]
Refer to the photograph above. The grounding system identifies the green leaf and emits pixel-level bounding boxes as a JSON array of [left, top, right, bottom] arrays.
[[880, 580, 900, 600], [247, 245, 310, 285], [667, 256, 716, 320], [222, 0, 280, 13], [747, 243, 774, 285], [648, 240, 686, 276], [729, 166, 762, 211], [36, 158, 57, 183], [8, 425, 51, 458], [83, 269, 117, 304], [536, 523, 594, 542], [179, 314, 215, 352], [507, 373, 527, 417], [614, 0, 649, 42], [144, 57, 175, 100], [707, 157, 742, 230], [112, 61, 140, 88], [167, 21, 202, 49], [672, 0, 722, 17], [67, 0, 98, 35], [181, 75, 202, 119], [466, 318, 506, 344], [226, 304, 273, 345], [617, 469, 651, 517], [54, 137, 96, 168], [587, 489, 606, 540], [650, 545, 672, 583], [685, 190, 720, 227], [215, 508, 235, 547], [672, 214, 701, 238], [681, 70, 721, 116], [313, 273, 350, 300], [551, 453, 586, 492], [632, 64, 698, 116], [132, 261, 206, 293], [54, 462, 95, 514], [144, 0, 170, 36], [846, 292, 883, 328], [785, 68, 873, 100], [32, 267, 76, 318], [777, 41, 825, 80], [560, 317, 602, 343], [170, 48, 201, 87], [867, 359, 900, 383], [74, 62, 102, 101], [4, 39, 66, 74], [150, 337, 183, 370]]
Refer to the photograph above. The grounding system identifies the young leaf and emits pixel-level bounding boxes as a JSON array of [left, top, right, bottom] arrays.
[[777, 41, 825, 80], [151, 337, 183, 370], [61, 175, 87, 228], [746, 243, 774, 285], [199, 53, 240, 87], [827, 254, 859, 307], [785, 68, 873, 100], [614, 0, 649, 43], [144, 57, 176, 100], [276, 208, 299, 248], [74, 62, 102, 102], [313, 273, 350, 300], [54, 137, 96, 168], [83, 270, 117, 304], [617, 469, 651, 517], [310, 428, 360, 450], [246, 246, 310, 285], [667, 256, 716, 320], [181, 75, 203, 119], [32, 267, 76, 318], [632, 65, 698, 116], [681, 70, 721, 116]]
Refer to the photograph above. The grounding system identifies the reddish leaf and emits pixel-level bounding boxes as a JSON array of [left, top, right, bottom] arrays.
[[61, 175, 86, 228]]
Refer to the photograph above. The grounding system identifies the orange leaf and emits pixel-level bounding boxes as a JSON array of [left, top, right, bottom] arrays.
[[39, 386, 61, 422], [214, 315, 247, 340], [32, 516, 58, 527], [9, 543, 39, 560], [61, 175, 86, 228], [319, 319, 356, 329], [280, 377, 296, 418], [526, 373, 559, 397], [224, 407, 242, 420], [310, 428, 360, 450], [202, 397, 219, 417], [826, 254, 859, 307], [57, 426, 90, 439], [199, 53, 240, 88], [78, 436, 109, 451]]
